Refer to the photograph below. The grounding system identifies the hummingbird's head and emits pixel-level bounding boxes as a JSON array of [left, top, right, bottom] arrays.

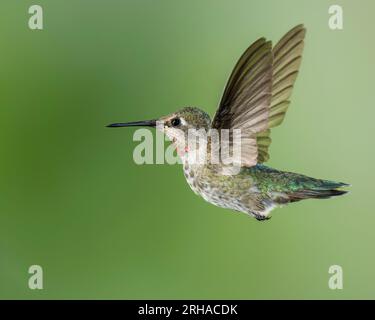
[[159, 106, 211, 141], [107, 107, 211, 154]]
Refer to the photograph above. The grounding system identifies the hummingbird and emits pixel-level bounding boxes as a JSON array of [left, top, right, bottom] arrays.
[[107, 25, 349, 221]]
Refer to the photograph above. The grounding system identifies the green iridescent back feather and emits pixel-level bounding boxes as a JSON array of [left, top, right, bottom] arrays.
[[246, 164, 348, 199]]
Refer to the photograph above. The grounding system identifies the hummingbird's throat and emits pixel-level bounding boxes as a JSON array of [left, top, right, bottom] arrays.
[[173, 138, 189, 157]]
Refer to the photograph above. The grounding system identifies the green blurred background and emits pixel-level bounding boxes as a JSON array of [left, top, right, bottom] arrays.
[[0, 0, 373, 299]]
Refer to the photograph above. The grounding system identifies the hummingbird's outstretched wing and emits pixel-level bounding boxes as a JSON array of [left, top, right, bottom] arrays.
[[211, 38, 273, 167], [257, 25, 306, 162], [212, 25, 305, 167]]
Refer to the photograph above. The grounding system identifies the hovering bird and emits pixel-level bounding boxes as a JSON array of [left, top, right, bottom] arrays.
[[107, 25, 348, 221]]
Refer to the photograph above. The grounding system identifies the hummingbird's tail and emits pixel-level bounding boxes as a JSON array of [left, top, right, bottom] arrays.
[[251, 165, 350, 204], [247, 165, 349, 219], [286, 181, 349, 202], [288, 180, 349, 202]]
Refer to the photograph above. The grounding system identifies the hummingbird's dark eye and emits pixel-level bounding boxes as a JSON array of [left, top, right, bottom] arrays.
[[171, 118, 181, 127]]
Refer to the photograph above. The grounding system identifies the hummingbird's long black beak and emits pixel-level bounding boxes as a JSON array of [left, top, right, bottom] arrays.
[[106, 119, 156, 128]]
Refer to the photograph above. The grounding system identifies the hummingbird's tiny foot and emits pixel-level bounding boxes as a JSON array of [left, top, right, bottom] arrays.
[[253, 213, 271, 222]]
